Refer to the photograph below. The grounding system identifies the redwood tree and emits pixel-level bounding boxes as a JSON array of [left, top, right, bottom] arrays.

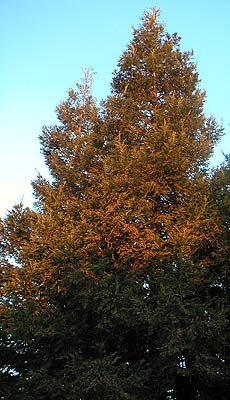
[[0, 9, 228, 400]]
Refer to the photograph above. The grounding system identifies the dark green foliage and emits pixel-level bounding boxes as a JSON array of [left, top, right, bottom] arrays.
[[0, 8, 229, 400]]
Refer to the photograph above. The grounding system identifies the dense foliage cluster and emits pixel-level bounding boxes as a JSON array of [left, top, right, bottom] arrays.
[[0, 9, 229, 399]]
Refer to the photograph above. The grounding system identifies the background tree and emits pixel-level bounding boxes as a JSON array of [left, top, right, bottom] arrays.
[[207, 157, 230, 399], [0, 9, 228, 400]]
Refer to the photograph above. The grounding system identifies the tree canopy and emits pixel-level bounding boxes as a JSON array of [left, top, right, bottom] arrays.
[[0, 9, 229, 400]]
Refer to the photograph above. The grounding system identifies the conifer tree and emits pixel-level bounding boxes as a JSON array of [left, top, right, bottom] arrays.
[[208, 157, 230, 399], [0, 9, 228, 400]]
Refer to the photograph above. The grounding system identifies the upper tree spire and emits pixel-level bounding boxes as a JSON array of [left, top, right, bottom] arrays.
[[106, 8, 222, 166]]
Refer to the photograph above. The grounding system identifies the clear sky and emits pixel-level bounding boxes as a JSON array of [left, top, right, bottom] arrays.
[[1, 0, 229, 217]]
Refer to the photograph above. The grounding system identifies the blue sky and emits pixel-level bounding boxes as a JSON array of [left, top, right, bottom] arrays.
[[1, 0, 229, 216]]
